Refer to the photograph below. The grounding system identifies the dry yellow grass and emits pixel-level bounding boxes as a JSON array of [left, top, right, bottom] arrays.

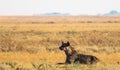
[[0, 16, 120, 70], [0, 23, 120, 32], [0, 52, 120, 64], [0, 52, 120, 70]]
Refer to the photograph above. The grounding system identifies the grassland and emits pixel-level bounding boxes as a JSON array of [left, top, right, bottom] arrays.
[[0, 16, 120, 70]]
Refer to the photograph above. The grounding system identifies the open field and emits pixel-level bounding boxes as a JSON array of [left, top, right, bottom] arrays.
[[0, 16, 120, 70]]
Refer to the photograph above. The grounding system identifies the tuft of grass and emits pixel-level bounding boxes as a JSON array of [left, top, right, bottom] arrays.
[[38, 63, 52, 70]]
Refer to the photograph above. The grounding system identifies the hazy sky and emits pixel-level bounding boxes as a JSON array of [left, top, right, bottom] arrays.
[[0, 0, 120, 15]]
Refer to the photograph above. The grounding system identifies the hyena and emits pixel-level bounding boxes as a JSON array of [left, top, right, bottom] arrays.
[[59, 41, 99, 64]]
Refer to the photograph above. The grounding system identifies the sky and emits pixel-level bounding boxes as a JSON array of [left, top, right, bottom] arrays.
[[0, 0, 120, 15]]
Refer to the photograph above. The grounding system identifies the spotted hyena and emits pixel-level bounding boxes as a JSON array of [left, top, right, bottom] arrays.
[[59, 41, 99, 64]]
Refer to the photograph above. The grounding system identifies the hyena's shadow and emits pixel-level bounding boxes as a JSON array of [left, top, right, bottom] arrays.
[[59, 41, 100, 64], [57, 63, 65, 65]]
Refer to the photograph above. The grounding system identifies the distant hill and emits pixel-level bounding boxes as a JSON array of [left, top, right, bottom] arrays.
[[42, 12, 70, 16], [104, 10, 120, 15]]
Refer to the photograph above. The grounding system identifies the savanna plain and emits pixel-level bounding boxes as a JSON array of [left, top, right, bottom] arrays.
[[0, 16, 120, 70]]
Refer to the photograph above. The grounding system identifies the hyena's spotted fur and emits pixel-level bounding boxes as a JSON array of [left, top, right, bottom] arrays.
[[59, 41, 99, 64]]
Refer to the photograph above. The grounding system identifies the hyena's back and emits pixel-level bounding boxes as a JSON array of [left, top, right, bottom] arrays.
[[75, 54, 99, 64]]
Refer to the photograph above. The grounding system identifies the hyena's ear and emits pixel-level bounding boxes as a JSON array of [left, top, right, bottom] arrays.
[[67, 41, 70, 46]]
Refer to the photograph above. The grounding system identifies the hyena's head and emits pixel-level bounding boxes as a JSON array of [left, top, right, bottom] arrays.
[[59, 41, 70, 50]]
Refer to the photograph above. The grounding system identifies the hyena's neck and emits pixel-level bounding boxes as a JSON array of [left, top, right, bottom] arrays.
[[69, 46, 75, 51], [64, 46, 77, 56], [69, 46, 78, 55]]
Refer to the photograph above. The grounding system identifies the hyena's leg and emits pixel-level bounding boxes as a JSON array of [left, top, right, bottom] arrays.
[[65, 56, 71, 64], [69, 55, 78, 64]]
